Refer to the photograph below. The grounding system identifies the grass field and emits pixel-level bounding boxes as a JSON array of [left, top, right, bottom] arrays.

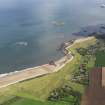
[[0, 37, 97, 105], [1, 97, 72, 105], [95, 51, 105, 67]]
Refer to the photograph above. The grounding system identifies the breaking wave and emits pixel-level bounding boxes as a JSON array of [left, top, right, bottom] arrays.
[[15, 41, 28, 46]]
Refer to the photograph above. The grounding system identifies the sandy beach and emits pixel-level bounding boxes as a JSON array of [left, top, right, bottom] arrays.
[[0, 36, 94, 89]]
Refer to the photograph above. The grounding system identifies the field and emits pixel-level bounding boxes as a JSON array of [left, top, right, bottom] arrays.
[[1, 97, 72, 105], [0, 37, 97, 105], [95, 51, 105, 67]]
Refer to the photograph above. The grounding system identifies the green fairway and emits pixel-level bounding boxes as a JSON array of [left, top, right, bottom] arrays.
[[95, 51, 105, 67], [0, 37, 97, 105]]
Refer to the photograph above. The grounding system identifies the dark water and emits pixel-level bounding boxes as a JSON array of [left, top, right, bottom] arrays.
[[73, 24, 105, 36], [0, 0, 105, 73]]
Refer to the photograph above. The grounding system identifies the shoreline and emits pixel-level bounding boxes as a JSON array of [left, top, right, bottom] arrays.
[[0, 37, 82, 77], [0, 36, 94, 89]]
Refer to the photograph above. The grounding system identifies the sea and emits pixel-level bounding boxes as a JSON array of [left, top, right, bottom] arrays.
[[0, 0, 105, 73]]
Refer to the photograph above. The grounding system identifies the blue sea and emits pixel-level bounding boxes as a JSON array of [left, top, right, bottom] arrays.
[[0, 0, 105, 73]]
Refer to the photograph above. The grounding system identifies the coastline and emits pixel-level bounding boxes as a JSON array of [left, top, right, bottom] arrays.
[[0, 36, 94, 88]]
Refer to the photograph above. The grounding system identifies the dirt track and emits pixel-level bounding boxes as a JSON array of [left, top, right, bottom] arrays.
[[81, 68, 105, 105]]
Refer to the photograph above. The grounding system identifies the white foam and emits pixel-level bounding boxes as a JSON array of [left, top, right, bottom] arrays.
[[100, 4, 105, 8], [0, 73, 8, 77], [15, 41, 28, 46]]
